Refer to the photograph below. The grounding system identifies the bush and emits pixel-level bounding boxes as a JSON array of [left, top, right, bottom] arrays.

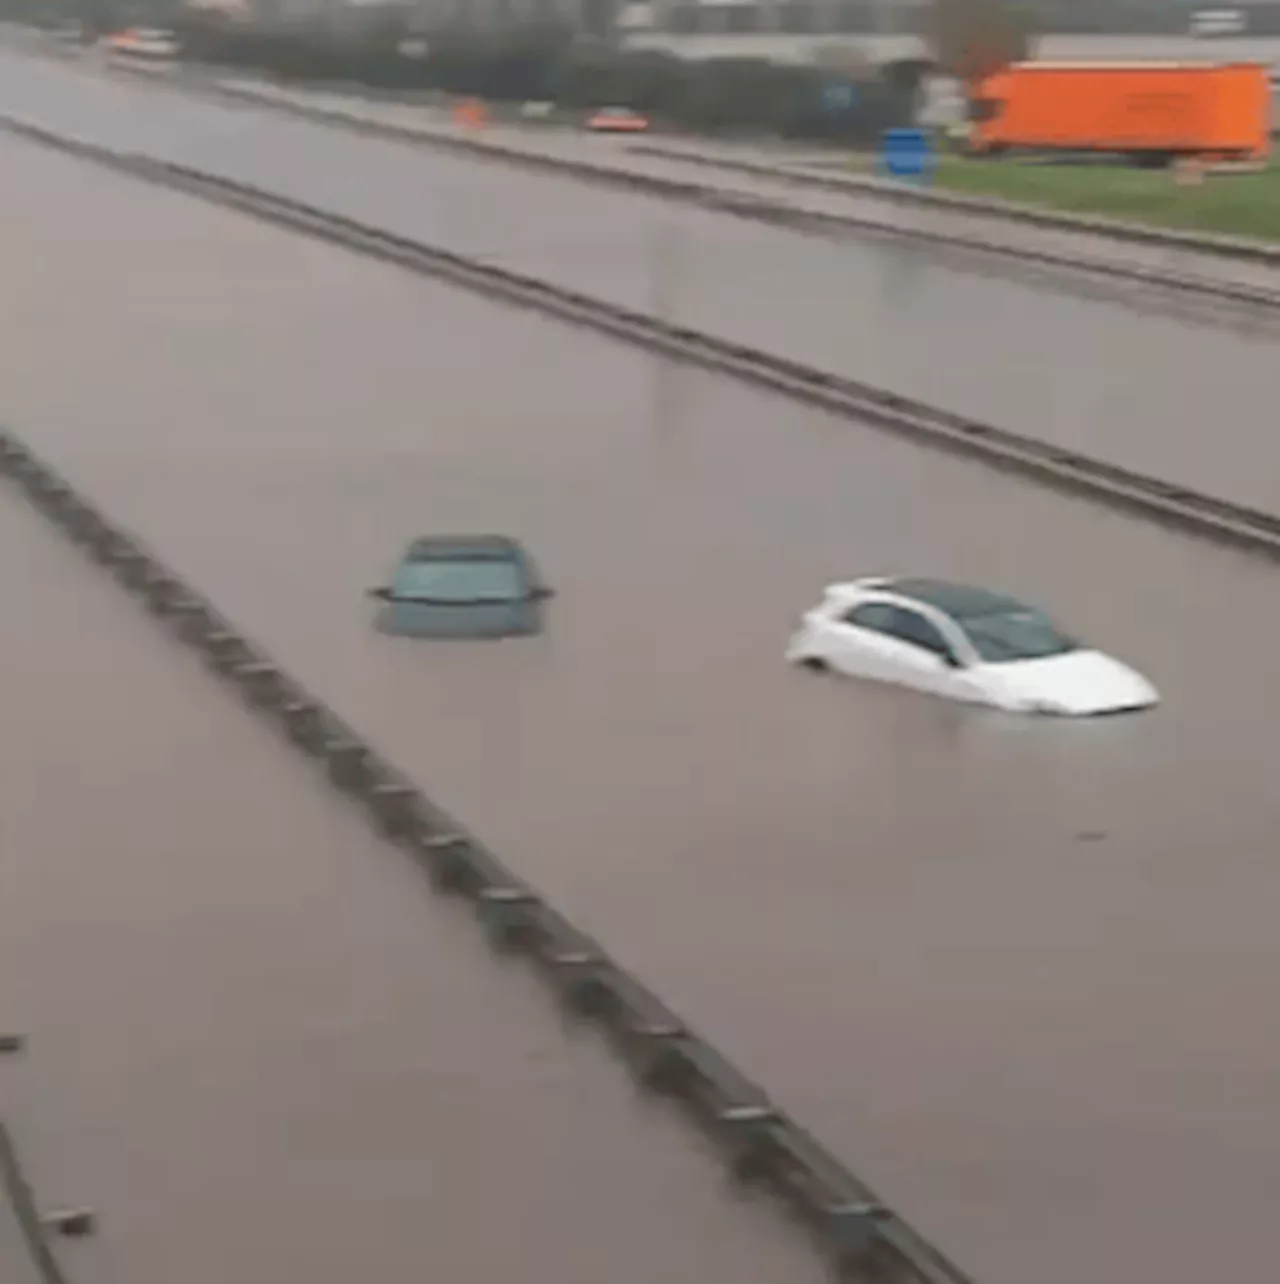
[[176, 20, 917, 144]]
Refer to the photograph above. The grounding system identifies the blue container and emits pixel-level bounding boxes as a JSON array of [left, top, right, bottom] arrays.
[[879, 128, 935, 182]]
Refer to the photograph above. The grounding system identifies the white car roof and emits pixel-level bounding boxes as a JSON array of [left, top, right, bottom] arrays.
[[825, 576, 893, 599], [824, 577, 1039, 621]]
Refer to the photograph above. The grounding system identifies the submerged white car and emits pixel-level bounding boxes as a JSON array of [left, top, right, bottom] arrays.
[[786, 577, 1157, 716]]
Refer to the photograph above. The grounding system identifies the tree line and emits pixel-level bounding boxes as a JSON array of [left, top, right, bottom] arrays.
[[177, 16, 924, 143], [10, 0, 1039, 143]]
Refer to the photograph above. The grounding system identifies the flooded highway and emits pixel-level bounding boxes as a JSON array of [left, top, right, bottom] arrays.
[[1, 129, 1278, 1284], [1, 45, 1279, 513], [0, 404, 827, 1284]]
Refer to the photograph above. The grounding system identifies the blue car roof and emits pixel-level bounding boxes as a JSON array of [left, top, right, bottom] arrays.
[[404, 535, 524, 562]]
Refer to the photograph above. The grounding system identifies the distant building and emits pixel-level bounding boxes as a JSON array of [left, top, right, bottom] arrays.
[[380, 0, 1280, 43], [618, 0, 1280, 64]]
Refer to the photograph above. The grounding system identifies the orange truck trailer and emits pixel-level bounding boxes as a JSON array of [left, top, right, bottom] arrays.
[[968, 61, 1271, 162]]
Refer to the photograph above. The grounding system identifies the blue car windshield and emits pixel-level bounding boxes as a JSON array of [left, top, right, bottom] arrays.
[[393, 557, 524, 604]]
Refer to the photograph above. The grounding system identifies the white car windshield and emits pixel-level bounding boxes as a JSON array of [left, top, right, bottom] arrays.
[[961, 609, 1077, 663], [394, 558, 524, 603]]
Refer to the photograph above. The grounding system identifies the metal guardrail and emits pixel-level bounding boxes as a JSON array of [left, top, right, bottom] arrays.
[[0, 1122, 70, 1284], [5, 111, 1280, 560], [627, 141, 1280, 267], [87, 56, 1280, 310], [0, 425, 977, 1284], [148, 75, 1280, 309]]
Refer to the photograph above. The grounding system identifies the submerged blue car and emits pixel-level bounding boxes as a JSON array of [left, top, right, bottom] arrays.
[[367, 535, 553, 639]]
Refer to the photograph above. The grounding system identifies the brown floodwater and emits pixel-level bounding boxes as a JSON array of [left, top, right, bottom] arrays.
[[0, 45, 1278, 513], [0, 435, 827, 1284], [0, 130, 1277, 1284]]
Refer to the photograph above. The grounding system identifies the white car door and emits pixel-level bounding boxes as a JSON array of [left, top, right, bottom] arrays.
[[820, 602, 915, 683], [883, 606, 975, 699], [831, 602, 967, 698]]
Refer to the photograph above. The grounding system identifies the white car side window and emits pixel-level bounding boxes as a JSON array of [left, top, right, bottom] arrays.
[[890, 609, 954, 660], [843, 603, 897, 632], [848, 604, 955, 662]]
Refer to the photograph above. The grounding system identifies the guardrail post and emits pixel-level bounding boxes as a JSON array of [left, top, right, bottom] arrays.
[[280, 699, 329, 754], [84, 527, 130, 567], [201, 629, 254, 676], [548, 949, 612, 1015], [41, 1208, 97, 1238], [719, 1105, 782, 1180], [137, 570, 184, 613], [115, 549, 159, 591], [366, 782, 422, 841], [823, 1201, 888, 1270], [625, 1022, 695, 1095], [323, 738, 373, 792], [228, 659, 290, 711], [170, 598, 217, 643], [29, 476, 73, 515], [415, 832, 472, 891], [477, 886, 540, 951], [58, 501, 106, 545]]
